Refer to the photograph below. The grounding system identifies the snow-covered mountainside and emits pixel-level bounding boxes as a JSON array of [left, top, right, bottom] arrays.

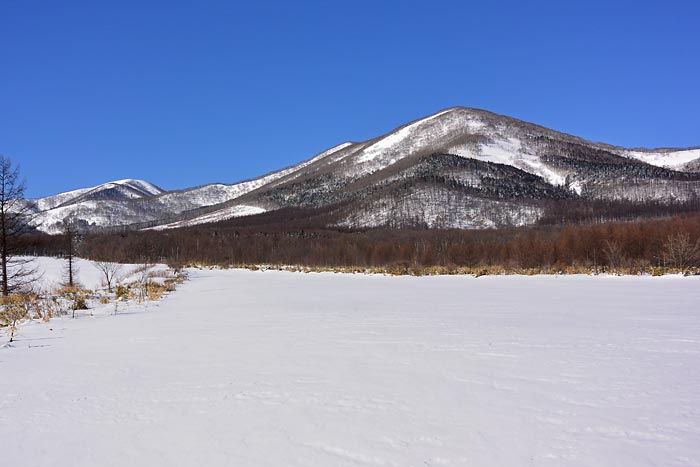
[[28, 107, 700, 232], [29, 142, 358, 233], [173, 107, 700, 229], [29, 179, 167, 232], [622, 148, 700, 170], [35, 179, 164, 211]]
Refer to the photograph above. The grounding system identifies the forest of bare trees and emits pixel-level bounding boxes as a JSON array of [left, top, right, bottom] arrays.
[[19, 212, 700, 274]]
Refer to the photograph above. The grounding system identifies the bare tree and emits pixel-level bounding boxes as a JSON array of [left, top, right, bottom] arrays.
[[662, 233, 700, 269], [0, 155, 38, 296], [61, 218, 82, 288], [137, 235, 157, 302], [602, 239, 624, 269], [95, 261, 123, 293]]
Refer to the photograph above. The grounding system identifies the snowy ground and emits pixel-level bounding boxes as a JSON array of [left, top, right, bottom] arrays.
[[2, 269, 699, 467], [27, 256, 168, 292]]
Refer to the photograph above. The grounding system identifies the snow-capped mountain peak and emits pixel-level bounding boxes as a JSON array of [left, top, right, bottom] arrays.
[[103, 179, 164, 196], [27, 107, 700, 233], [34, 179, 165, 211]]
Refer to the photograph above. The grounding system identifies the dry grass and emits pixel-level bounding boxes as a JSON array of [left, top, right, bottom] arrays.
[[219, 263, 700, 277]]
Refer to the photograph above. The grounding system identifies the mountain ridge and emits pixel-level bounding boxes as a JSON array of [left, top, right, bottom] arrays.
[[27, 107, 700, 233]]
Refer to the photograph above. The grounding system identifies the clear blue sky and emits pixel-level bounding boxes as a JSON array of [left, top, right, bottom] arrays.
[[2, 0, 699, 198]]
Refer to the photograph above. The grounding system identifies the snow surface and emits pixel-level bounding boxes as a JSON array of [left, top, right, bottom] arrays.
[[357, 109, 458, 163], [107, 179, 164, 197], [312, 141, 355, 160], [623, 148, 700, 169], [467, 137, 567, 186], [2, 268, 699, 466], [151, 204, 267, 230], [20, 256, 168, 292]]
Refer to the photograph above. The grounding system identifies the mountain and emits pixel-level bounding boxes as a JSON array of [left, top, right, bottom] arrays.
[[29, 179, 164, 232], [28, 143, 357, 233], [29, 107, 700, 233]]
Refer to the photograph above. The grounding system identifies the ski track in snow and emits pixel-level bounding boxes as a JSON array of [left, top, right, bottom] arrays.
[[1, 269, 699, 466]]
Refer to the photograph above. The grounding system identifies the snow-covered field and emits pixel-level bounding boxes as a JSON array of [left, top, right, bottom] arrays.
[[28, 256, 168, 292], [2, 269, 699, 466]]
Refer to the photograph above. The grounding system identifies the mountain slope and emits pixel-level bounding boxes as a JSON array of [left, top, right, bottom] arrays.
[[30, 180, 166, 232], [171, 107, 700, 229], [29, 143, 356, 233], [35, 179, 164, 211], [29, 107, 700, 232]]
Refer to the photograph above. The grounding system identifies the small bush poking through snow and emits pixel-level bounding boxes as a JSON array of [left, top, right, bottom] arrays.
[[115, 285, 131, 301], [72, 293, 89, 311], [56, 286, 90, 318], [0, 294, 39, 342]]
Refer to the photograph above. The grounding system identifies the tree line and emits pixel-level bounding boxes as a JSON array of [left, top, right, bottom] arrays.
[[18, 213, 699, 273]]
